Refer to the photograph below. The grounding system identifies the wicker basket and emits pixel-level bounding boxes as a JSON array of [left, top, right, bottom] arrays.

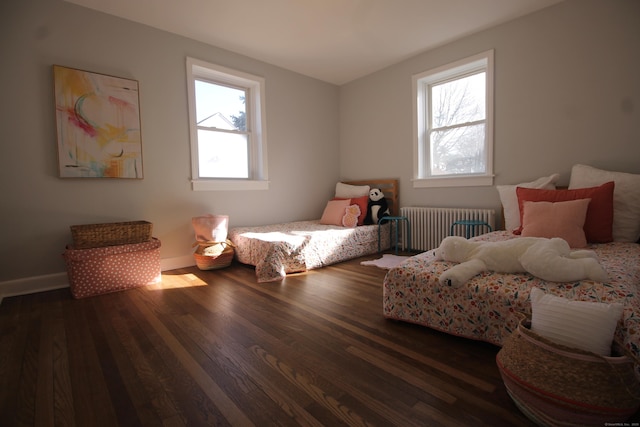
[[496, 319, 640, 426], [70, 221, 153, 249], [194, 241, 234, 270]]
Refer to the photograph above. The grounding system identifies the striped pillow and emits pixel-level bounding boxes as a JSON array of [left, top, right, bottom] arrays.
[[529, 287, 623, 356]]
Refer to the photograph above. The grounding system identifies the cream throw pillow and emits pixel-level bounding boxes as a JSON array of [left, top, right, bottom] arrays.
[[335, 182, 370, 198], [530, 287, 623, 356], [568, 164, 640, 242], [497, 173, 560, 232]]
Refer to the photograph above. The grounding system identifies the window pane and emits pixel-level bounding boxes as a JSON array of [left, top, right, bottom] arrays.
[[198, 130, 248, 178], [430, 123, 485, 175], [195, 80, 246, 131], [431, 72, 485, 128]]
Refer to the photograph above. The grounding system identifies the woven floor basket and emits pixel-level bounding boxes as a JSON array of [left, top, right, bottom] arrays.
[[496, 319, 640, 426], [71, 221, 153, 249], [194, 241, 234, 270]]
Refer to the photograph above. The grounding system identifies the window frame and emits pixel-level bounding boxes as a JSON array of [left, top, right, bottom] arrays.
[[412, 50, 494, 188], [186, 57, 269, 191]]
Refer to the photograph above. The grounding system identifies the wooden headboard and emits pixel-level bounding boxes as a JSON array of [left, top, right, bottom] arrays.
[[344, 179, 399, 216]]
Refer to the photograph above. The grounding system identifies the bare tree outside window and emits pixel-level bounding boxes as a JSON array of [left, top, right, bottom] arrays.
[[413, 50, 493, 187], [429, 72, 486, 176]]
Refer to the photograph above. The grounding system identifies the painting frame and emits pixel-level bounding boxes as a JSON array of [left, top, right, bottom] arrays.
[[53, 65, 144, 179]]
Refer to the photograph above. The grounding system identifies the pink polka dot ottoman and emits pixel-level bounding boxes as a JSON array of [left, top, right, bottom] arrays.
[[63, 238, 162, 298]]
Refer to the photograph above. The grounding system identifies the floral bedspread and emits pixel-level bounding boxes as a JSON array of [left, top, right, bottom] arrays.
[[383, 231, 640, 359], [229, 220, 390, 282]]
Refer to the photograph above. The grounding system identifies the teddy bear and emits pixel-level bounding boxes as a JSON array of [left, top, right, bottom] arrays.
[[434, 236, 608, 288], [364, 188, 390, 225]]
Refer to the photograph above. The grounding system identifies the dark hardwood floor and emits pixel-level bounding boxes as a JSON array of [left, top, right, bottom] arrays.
[[1, 254, 540, 426]]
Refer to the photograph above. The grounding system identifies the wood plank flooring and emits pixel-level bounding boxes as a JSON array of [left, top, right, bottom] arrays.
[[0, 253, 601, 426]]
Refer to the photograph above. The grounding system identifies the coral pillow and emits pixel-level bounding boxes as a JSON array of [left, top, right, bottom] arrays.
[[515, 181, 614, 243], [333, 196, 368, 225], [520, 199, 590, 248], [320, 199, 351, 226]]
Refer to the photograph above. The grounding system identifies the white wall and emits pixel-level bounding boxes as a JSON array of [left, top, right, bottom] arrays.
[[339, 0, 640, 216], [2, 0, 639, 297], [0, 0, 340, 289]]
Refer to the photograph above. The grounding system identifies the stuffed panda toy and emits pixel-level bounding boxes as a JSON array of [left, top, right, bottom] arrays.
[[364, 188, 390, 225]]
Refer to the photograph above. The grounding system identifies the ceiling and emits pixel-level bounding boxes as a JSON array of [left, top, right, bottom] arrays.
[[65, 0, 563, 85]]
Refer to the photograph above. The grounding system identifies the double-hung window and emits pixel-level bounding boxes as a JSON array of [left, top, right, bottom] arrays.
[[186, 57, 268, 191], [413, 50, 494, 187]]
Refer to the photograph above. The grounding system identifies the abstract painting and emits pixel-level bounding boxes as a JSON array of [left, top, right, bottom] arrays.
[[54, 65, 143, 178]]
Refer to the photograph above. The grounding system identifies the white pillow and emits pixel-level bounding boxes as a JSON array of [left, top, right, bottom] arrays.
[[529, 287, 623, 356], [569, 164, 640, 242], [335, 182, 370, 198], [496, 173, 560, 232]]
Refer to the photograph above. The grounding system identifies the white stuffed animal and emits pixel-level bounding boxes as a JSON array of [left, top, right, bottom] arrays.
[[434, 236, 608, 288]]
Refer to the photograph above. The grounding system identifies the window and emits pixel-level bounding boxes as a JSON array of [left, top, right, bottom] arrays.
[[412, 50, 494, 187], [186, 57, 268, 191]]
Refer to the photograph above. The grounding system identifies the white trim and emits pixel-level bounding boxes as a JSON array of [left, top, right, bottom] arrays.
[[186, 57, 269, 190], [160, 254, 195, 271], [191, 179, 269, 191], [484, 50, 495, 185], [0, 272, 69, 304], [0, 257, 196, 304], [412, 175, 494, 188], [413, 50, 494, 185]]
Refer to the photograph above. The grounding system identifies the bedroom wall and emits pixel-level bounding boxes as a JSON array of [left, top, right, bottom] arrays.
[[0, 0, 340, 290], [339, 0, 640, 219], [2, 0, 638, 298]]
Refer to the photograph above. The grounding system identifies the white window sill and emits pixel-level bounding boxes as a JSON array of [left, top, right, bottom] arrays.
[[191, 179, 269, 191], [412, 175, 494, 188]]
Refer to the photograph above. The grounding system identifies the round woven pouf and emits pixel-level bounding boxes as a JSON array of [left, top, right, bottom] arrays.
[[496, 320, 640, 427]]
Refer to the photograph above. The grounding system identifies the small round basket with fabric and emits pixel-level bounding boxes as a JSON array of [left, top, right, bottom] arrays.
[[496, 319, 640, 427], [193, 240, 235, 270]]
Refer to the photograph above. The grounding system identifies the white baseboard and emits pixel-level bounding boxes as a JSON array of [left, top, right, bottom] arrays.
[[0, 272, 70, 304], [161, 254, 196, 271], [0, 256, 196, 304]]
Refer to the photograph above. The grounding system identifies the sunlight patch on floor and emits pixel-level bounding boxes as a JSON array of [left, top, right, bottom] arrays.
[[146, 273, 208, 290]]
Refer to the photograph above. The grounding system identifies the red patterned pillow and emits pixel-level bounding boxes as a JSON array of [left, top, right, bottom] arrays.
[[515, 181, 614, 243]]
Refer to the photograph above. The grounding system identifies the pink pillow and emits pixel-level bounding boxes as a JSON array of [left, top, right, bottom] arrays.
[[520, 199, 590, 248], [320, 199, 351, 226], [342, 204, 361, 228], [333, 196, 368, 225], [515, 182, 614, 243]]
